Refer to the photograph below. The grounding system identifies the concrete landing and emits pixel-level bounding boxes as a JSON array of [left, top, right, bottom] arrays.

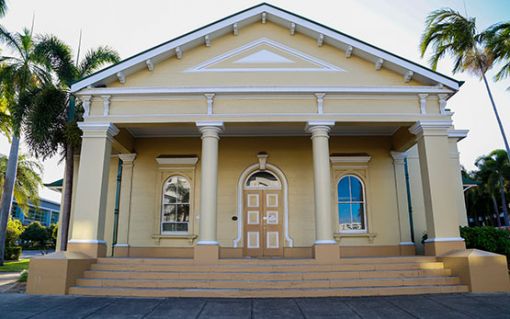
[[1, 293, 509, 318]]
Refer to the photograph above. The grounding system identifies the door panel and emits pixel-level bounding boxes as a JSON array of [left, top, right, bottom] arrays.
[[244, 190, 262, 257], [262, 190, 283, 256], [243, 189, 283, 257]]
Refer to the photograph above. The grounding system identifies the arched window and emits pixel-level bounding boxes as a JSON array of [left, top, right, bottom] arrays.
[[337, 175, 366, 232], [161, 176, 190, 233], [245, 171, 281, 188]]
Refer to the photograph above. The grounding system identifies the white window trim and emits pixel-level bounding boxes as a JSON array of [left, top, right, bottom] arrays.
[[337, 174, 367, 234]]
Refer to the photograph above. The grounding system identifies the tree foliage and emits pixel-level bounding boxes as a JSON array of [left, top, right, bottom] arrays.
[[0, 153, 42, 213]]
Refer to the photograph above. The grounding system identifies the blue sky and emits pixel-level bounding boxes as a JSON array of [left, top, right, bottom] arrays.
[[1, 0, 509, 202]]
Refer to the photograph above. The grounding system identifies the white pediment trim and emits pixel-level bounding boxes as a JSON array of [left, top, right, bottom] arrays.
[[185, 38, 344, 73], [70, 3, 461, 92]]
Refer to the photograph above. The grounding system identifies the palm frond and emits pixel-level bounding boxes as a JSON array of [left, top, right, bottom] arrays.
[[420, 8, 479, 73], [34, 35, 76, 87], [78, 46, 120, 77]]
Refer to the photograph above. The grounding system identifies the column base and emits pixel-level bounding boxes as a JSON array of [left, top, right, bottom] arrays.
[[113, 244, 129, 257], [194, 244, 219, 264], [313, 244, 340, 263], [67, 240, 107, 258], [424, 238, 465, 256], [399, 242, 416, 256]]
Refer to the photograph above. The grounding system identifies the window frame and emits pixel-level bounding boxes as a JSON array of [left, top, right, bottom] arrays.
[[160, 175, 192, 234], [336, 174, 367, 233]]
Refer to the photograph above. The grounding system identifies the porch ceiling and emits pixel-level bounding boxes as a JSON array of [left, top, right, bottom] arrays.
[[124, 122, 403, 138]]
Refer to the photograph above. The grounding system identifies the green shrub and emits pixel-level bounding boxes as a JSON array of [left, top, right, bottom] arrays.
[[6, 218, 24, 247], [460, 226, 510, 258], [20, 222, 50, 249], [4, 246, 22, 261], [18, 270, 28, 282]]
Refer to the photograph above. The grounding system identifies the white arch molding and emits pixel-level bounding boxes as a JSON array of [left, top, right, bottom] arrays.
[[233, 163, 293, 248]]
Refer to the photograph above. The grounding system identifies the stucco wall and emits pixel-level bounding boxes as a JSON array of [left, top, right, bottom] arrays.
[[89, 136, 403, 251]]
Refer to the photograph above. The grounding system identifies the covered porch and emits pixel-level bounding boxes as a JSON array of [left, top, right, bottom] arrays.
[[64, 120, 466, 262]]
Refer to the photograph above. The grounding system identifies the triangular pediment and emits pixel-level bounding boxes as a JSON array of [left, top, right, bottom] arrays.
[[70, 3, 461, 92], [185, 38, 344, 73]]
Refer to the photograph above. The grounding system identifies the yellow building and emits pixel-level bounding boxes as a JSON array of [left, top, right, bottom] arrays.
[[28, 3, 509, 297]]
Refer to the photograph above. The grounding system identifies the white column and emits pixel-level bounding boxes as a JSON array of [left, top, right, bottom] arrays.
[[68, 123, 119, 257], [390, 151, 414, 247], [409, 121, 465, 255], [196, 122, 223, 245], [307, 121, 336, 244], [115, 153, 137, 254]]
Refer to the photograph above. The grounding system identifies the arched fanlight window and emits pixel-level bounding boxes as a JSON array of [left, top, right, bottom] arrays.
[[161, 176, 190, 233], [245, 171, 281, 188], [337, 175, 366, 232]]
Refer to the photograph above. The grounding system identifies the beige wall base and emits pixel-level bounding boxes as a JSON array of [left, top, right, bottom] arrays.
[[218, 247, 313, 259], [219, 247, 243, 259], [340, 245, 417, 257], [284, 247, 313, 258], [27, 251, 95, 295], [441, 249, 510, 293], [194, 245, 219, 263], [67, 242, 107, 258], [314, 244, 340, 263], [424, 240, 465, 256], [399, 244, 416, 256], [127, 247, 193, 258], [113, 245, 129, 257]]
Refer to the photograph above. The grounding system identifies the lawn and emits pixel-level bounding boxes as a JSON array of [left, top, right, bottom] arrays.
[[0, 259, 30, 272]]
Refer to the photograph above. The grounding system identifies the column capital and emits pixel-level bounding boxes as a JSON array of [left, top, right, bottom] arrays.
[[408, 120, 452, 137], [306, 121, 335, 137], [78, 122, 119, 140], [118, 153, 137, 163], [390, 151, 407, 165], [196, 121, 224, 139], [196, 121, 223, 137], [448, 129, 469, 141]]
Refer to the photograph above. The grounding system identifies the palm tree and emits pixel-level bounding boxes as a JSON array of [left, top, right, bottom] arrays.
[[420, 9, 510, 158], [0, 153, 42, 214], [482, 22, 510, 82], [25, 35, 119, 250], [0, 0, 7, 18], [0, 27, 50, 265], [0, 95, 10, 138], [475, 150, 510, 226]]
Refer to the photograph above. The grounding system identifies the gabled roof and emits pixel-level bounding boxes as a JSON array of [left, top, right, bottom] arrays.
[[70, 3, 463, 93]]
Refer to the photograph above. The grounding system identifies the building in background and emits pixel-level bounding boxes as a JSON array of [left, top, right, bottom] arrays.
[[10, 198, 60, 227]]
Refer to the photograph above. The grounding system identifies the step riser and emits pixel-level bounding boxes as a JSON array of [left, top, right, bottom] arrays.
[[83, 269, 452, 280], [95, 257, 438, 266], [90, 263, 444, 272], [68, 285, 469, 298], [76, 277, 460, 289]]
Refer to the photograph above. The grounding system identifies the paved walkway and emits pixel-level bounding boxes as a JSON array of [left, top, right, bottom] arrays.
[[0, 273, 19, 292], [0, 293, 509, 318]]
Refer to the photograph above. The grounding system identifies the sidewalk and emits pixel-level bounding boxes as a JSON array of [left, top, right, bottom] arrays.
[[0, 293, 509, 318], [0, 273, 20, 293]]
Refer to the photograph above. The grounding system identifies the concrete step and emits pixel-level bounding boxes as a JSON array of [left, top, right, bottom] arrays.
[[95, 256, 438, 265], [83, 268, 452, 280], [90, 262, 445, 273], [76, 276, 460, 289], [68, 284, 469, 298]]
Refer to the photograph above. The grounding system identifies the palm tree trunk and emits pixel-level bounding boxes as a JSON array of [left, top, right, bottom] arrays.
[[0, 135, 20, 265], [482, 74, 510, 158], [59, 144, 73, 251], [492, 194, 501, 227], [499, 175, 510, 226]]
